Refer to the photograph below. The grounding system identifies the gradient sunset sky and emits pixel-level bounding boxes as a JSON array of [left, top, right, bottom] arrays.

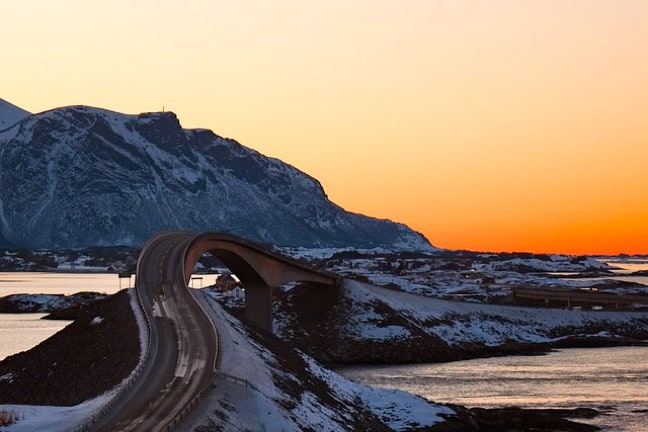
[[3, 1, 647, 255]]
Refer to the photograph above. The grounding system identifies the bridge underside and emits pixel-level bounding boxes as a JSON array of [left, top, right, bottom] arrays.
[[183, 233, 338, 331]]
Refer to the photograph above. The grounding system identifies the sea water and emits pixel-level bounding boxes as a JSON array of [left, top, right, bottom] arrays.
[[0, 272, 127, 297], [0, 272, 125, 361], [0, 272, 220, 361], [0, 313, 70, 361], [339, 347, 648, 430]]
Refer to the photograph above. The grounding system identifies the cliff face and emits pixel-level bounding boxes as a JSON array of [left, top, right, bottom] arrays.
[[0, 105, 433, 251]]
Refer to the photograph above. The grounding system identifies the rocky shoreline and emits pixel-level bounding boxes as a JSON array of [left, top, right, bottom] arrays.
[[0, 292, 106, 317], [431, 406, 600, 432]]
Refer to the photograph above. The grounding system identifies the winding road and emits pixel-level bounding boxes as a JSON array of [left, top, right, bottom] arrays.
[[90, 231, 336, 431], [94, 232, 218, 431]]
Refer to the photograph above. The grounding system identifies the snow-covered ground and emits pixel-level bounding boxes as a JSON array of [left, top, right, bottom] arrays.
[[0, 285, 456, 431], [0, 293, 107, 313], [182, 290, 454, 431], [339, 279, 646, 346], [0, 393, 113, 432], [289, 249, 648, 302], [0, 249, 137, 273]]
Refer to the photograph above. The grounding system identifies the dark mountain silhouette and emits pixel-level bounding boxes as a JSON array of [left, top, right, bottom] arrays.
[[0, 105, 434, 251]]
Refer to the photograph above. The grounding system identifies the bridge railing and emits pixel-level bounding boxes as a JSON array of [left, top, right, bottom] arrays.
[[73, 286, 153, 431]]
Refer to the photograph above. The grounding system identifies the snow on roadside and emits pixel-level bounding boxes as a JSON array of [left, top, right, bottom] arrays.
[[185, 290, 454, 431], [128, 288, 149, 371], [301, 354, 453, 429], [0, 390, 116, 432]]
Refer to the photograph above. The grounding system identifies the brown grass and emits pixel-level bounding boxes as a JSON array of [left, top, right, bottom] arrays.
[[0, 409, 20, 426]]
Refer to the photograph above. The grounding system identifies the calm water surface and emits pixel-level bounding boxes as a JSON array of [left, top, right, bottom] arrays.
[[0, 313, 70, 361], [601, 259, 648, 286], [0, 272, 127, 297], [0, 273, 126, 361], [340, 347, 648, 430], [0, 272, 220, 361]]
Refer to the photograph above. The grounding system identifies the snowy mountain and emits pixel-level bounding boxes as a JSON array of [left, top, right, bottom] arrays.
[[0, 99, 30, 130], [0, 105, 434, 251]]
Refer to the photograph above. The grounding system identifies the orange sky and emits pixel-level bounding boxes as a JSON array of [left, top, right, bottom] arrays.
[[3, 1, 647, 255]]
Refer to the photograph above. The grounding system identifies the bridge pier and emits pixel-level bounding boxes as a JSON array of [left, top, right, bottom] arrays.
[[182, 232, 339, 334], [244, 282, 273, 332]]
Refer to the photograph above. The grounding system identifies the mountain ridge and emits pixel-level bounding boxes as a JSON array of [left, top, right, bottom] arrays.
[[0, 98, 31, 130], [0, 104, 434, 251]]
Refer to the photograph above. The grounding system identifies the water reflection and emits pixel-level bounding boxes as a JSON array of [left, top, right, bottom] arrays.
[[0, 272, 126, 296], [339, 347, 648, 430], [0, 313, 70, 361]]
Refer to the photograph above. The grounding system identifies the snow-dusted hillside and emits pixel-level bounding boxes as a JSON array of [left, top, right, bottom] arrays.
[[182, 291, 453, 431], [0, 105, 433, 251], [0, 99, 30, 130], [0, 292, 106, 313], [0, 290, 454, 431], [271, 277, 648, 365]]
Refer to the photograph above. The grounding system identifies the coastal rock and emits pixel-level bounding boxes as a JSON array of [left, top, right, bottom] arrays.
[[0, 292, 106, 315], [433, 406, 600, 432]]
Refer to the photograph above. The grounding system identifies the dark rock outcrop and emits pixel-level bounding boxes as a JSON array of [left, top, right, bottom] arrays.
[[0, 290, 139, 406], [431, 406, 600, 432]]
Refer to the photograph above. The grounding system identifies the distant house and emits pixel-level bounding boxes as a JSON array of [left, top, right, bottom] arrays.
[[226, 285, 244, 300]]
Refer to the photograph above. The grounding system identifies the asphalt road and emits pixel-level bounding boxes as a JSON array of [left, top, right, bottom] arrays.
[[94, 232, 218, 431]]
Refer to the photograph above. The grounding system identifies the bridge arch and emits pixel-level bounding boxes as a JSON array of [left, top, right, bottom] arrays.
[[182, 232, 339, 331]]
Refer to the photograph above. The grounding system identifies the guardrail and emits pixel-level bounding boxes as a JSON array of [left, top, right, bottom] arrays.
[[73, 285, 153, 431], [76, 231, 187, 431], [75, 231, 261, 431], [215, 371, 255, 390], [159, 250, 222, 432], [162, 372, 215, 432]]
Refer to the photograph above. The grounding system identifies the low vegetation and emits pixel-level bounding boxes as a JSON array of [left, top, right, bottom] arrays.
[[0, 409, 20, 426]]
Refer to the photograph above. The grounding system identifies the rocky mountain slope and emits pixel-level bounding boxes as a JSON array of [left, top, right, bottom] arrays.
[[0, 105, 432, 251], [0, 99, 30, 130]]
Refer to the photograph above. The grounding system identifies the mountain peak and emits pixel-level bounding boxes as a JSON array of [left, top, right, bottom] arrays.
[[0, 98, 31, 130]]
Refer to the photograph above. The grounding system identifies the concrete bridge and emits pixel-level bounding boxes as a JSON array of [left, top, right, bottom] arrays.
[[183, 232, 340, 331], [94, 231, 339, 430]]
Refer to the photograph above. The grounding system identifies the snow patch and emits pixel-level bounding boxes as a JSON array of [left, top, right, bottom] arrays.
[[90, 316, 104, 325], [0, 372, 14, 383], [0, 392, 115, 432]]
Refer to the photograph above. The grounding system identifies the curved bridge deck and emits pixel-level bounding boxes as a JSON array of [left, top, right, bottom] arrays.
[[94, 231, 338, 431]]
